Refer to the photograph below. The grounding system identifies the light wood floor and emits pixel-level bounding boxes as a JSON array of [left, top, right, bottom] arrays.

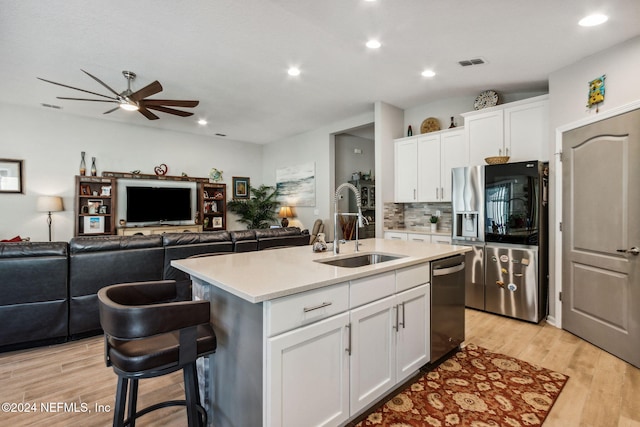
[[0, 309, 638, 426]]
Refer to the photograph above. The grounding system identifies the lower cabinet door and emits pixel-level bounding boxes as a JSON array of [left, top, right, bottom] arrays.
[[395, 284, 430, 382], [266, 312, 350, 427], [349, 295, 396, 415]]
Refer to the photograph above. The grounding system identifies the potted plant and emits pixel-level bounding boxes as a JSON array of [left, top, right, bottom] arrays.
[[430, 215, 439, 232], [227, 184, 281, 229]]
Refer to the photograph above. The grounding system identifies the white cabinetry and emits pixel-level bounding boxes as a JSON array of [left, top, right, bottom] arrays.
[[267, 313, 350, 427], [386, 231, 451, 245], [463, 95, 549, 165], [395, 129, 465, 203], [265, 264, 430, 426], [417, 129, 466, 202], [394, 137, 418, 202], [384, 231, 408, 241]]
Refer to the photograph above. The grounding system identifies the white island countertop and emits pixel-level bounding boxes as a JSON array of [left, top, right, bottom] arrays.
[[172, 238, 470, 303]]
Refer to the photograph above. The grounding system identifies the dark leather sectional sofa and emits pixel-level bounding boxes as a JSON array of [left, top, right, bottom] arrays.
[[0, 227, 309, 352]]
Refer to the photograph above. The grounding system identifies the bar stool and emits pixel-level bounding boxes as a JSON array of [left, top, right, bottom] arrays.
[[98, 280, 216, 427]]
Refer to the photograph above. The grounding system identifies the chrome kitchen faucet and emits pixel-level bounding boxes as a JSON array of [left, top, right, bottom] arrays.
[[334, 182, 368, 254]]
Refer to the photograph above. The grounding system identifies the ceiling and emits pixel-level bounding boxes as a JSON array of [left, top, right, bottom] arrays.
[[2, 0, 639, 144]]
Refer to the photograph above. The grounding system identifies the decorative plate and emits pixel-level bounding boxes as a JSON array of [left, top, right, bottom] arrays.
[[474, 90, 499, 110], [420, 117, 440, 134]]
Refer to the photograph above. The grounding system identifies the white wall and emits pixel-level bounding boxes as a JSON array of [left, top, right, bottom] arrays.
[[403, 91, 548, 137], [262, 111, 374, 239], [0, 103, 263, 241], [547, 35, 640, 325]]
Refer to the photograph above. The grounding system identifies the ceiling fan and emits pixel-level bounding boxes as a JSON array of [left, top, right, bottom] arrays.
[[37, 70, 199, 120]]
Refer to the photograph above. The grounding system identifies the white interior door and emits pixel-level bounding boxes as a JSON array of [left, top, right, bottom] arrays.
[[562, 108, 640, 368]]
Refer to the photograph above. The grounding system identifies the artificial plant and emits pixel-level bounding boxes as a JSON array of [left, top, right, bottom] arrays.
[[227, 184, 281, 229]]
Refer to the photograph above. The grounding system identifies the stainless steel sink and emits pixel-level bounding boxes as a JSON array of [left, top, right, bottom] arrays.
[[315, 252, 405, 268]]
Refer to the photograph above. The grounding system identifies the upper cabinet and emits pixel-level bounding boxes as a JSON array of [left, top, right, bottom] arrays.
[[394, 128, 466, 203], [462, 95, 549, 165]]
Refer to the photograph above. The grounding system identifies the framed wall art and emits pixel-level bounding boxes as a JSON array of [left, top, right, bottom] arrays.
[[232, 176, 250, 199], [276, 162, 315, 207], [0, 158, 23, 193]]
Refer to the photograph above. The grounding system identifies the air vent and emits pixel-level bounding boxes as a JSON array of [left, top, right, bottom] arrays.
[[458, 57, 486, 67], [41, 103, 62, 109]]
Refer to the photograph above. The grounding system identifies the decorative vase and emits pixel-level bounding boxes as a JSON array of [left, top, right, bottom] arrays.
[[430, 223, 437, 232], [91, 157, 97, 176], [79, 152, 86, 176]]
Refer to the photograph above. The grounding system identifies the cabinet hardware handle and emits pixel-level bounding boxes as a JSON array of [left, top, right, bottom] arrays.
[[441, 187, 444, 199], [435, 188, 438, 199], [400, 302, 405, 329], [345, 323, 352, 355], [393, 305, 399, 331], [432, 262, 466, 276], [303, 301, 332, 313], [413, 189, 416, 200]]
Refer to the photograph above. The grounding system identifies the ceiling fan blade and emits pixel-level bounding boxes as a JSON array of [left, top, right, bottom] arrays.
[[81, 69, 121, 97], [138, 106, 159, 120], [145, 105, 194, 117], [141, 99, 199, 108], [103, 106, 120, 114], [57, 97, 118, 103], [129, 81, 163, 102], [37, 77, 118, 100]]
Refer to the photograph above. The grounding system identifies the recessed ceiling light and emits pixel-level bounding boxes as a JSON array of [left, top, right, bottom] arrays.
[[579, 14, 608, 27], [366, 40, 381, 49], [198, 119, 208, 125], [287, 67, 301, 76], [421, 70, 436, 78]]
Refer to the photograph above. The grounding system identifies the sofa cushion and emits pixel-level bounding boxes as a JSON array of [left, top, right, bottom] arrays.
[[162, 232, 233, 281], [229, 230, 258, 252], [68, 236, 165, 337], [0, 241, 68, 349]]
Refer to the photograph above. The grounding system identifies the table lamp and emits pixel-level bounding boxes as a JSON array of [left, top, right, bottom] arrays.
[[278, 206, 293, 227], [37, 196, 64, 241]]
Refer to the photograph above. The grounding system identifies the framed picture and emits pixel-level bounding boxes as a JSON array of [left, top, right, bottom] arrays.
[[80, 184, 91, 195], [83, 216, 104, 234], [87, 199, 103, 214], [0, 158, 24, 193], [98, 205, 108, 214], [101, 186, 112, 196], [232, 176, 250, 199], [212, 217, 223, 228]]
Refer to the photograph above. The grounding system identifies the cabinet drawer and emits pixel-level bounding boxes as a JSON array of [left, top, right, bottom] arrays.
[[350, 271, 395, 308], [384, 231, 408, 241], [431, 235, 452, 244], [407, 233, 429, 243], [396, 263, 430, 292], [265, 283, 349, 337]]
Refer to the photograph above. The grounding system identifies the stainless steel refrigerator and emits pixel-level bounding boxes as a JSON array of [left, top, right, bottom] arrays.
[[452, 162, 549, 323]]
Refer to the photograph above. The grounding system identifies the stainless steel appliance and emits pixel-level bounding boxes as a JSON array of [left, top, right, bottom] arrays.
[[484, 161, 548, 322], [452, 161, 549, 323], [430, 254, 466, 362], [451, 166, 486, 311]]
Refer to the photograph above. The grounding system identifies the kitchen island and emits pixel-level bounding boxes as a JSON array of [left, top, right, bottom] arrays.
[[172, 238, 470, 427]]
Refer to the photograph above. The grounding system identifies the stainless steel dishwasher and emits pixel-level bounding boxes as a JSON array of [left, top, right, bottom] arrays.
[[431, 254, 466, 362]]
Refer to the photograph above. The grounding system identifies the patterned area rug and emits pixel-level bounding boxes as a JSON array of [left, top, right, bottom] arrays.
[[355, 343, 568, 427]]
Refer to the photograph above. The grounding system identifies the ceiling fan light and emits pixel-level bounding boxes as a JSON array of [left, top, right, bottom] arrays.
[[119, 102, 139, 111]]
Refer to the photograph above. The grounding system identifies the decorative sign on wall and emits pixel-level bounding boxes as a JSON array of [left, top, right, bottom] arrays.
[[587, 74, 606, 112], [276, 162, 315, 207]]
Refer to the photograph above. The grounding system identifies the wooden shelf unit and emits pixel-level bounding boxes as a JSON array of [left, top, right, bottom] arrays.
[[74, 176, 117, 237], [200, 183, 227, 231]]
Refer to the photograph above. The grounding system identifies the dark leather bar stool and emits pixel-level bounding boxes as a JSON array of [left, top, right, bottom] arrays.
[[98, 280, 216, 427]]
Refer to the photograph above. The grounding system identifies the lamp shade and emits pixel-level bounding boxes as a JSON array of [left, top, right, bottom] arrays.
[[278, 206, 293, 218], [37, 196, 64, 213]]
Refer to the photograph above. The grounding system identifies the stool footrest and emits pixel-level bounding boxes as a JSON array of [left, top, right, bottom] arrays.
[[123, 400, 207, 427]]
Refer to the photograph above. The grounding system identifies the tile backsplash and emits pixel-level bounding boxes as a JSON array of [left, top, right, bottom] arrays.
[[384, 202, 452, 232]]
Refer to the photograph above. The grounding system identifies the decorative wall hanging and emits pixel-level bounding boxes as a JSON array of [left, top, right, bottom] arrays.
[[276, 162, 316, 207], [0, 158, 23, 193], [232, 176, 250, 199], [209, 168, 223, 183], [587, 74, 606, 112], [154, 163, 168, 176]]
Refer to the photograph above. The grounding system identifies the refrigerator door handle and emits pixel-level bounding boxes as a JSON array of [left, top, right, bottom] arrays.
[[432, 262, 465, 276]]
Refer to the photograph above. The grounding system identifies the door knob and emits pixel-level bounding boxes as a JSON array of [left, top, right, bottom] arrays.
[[617, 247, 639, 255]]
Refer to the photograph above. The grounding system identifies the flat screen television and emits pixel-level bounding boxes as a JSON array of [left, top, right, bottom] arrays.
[[126, 186, 192, 223]]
